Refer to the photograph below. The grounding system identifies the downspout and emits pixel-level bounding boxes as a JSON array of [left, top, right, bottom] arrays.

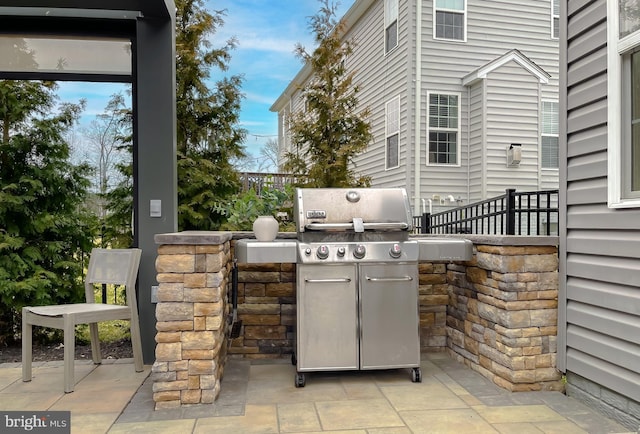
[[414, 0, 423, 213], [467, 87, 471, 202], [482, 80, 487, 199]]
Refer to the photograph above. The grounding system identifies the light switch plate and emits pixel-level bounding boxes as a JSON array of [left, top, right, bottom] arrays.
[[151, 285, 159, 303], [150, 200, 162, 217]]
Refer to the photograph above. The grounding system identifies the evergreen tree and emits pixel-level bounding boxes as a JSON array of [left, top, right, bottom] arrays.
[[100, 93, 134, 248], [0, 80, 94, 344], [176, 0, 247, 230], [283, 0, 373, 188]]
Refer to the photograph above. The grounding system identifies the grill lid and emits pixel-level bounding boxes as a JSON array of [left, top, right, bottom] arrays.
[[294, 188, 413, 234]]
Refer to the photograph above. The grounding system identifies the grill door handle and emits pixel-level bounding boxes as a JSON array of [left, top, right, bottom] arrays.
[[304, 278, 352, 283], [365, 276, 413, 282]]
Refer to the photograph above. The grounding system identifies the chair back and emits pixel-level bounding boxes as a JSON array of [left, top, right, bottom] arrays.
[[84, 248, 142, 306]]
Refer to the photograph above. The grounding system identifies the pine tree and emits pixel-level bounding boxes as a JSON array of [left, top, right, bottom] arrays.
[[100, 93, 134, 248], [0, 80, 94, 344], [283, 0, 373, 188], [175, 0, 247, 230]]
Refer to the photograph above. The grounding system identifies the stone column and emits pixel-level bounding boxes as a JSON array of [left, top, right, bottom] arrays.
[[447, 238, 562, 391], [152, 231, 232, 409]]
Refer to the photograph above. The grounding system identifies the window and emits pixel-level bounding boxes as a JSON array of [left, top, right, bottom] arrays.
[[428, 93, 459, 165], [386, 97, 400, 169], [607, 0, 640, 207], [551, 0, 559, 39], [434, 0, 466, 42], [385, 0, 398, 53], [541, 101, 559, 168]]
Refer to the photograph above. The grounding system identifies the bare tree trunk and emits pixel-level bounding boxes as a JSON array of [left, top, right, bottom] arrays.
[[2, 117, 9, 144]]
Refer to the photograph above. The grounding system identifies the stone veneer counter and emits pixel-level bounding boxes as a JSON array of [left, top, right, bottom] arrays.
[[152, 231, 562, 408], [152, 231, 232, 409]]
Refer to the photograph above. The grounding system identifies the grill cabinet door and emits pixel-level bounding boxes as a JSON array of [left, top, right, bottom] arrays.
[[359, 263, 420, 369], [296, 264, 358, 371]]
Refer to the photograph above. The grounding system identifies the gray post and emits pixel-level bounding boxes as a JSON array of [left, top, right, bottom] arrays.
[[135, 16, 177, 363]]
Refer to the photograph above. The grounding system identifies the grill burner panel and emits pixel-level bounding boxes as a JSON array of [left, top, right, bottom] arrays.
[[297, 241, 419, 264]]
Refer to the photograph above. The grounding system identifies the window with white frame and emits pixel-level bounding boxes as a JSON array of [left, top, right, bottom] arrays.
[[385, 0, 398, 53], [607, 0, 640, 207], [551, 0, 559, 38], [386, 96, 400, 169], [434, 0, 466, 42], [428, 93, 459, 165], [541, 101, 559, 168]]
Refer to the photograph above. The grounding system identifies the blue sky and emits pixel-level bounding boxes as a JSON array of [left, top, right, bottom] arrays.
[[58, 0, 355, 168]]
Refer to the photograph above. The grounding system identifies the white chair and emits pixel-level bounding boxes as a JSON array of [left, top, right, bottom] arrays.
[[22, 248, 143, 392]]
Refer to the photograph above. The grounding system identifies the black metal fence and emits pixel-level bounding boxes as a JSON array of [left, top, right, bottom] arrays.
[[413, 189, 559, 235]]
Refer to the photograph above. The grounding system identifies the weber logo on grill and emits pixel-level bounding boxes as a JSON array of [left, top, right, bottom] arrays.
[[306, 210, 326, 219]]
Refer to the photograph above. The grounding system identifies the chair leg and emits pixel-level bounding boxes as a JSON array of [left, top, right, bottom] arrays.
[[22, 309, 32, 383], [89, 323, 101, 365], [129, 319, 144, 373], [63, 316, 75, 393]]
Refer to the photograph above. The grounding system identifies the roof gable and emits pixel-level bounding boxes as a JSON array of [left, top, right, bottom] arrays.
[[462, 49, 550, 86]]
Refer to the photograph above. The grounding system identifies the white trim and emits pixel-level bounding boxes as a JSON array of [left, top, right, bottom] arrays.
[[426, 91, 462, 167], [385, 19, 399, 55], [618, 31, 640, 54], [384, 0, 399, 54], [541, 100, 559, 169], [550, 0, 559, 39], [414, 0, 423, 213], [607, 0, 640, 208], [433, 0, 467, 43], [385, 96, 401, 170], [462, 49, 550, 86]]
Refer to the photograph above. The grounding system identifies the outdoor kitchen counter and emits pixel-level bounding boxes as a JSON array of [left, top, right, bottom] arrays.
[[235, 238, 297, 263], [235, 236, 474, 263]]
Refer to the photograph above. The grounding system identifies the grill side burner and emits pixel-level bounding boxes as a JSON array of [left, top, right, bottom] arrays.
[[293, 187, 422, 387]]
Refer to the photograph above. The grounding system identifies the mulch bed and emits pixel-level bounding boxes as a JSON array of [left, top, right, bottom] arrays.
[[0, 339, 134, 364]]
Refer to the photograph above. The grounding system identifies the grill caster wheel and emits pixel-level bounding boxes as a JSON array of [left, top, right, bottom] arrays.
[[295, 373, 306, 388], [411, 367, 422, 383]]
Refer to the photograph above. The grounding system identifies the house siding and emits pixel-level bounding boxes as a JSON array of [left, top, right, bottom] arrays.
[[348, 0, 413, 188], [418, 0, 558, 210], [468, 82, 484, 200], [273, 0, 559, 215], [484, 61, 541, 197], [562, 0, 640, 429]]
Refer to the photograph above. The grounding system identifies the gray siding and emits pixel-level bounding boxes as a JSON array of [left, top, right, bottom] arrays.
[[418, 0, 559, 210], [484, 61, 541, 197], [348, 0, 412, 189], [468, 82, 484, 201], [563, 0, 640, 417], [273, 0, 559, 215]]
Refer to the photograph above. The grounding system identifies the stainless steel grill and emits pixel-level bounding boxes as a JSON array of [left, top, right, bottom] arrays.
[[293, 187, 423, 387]]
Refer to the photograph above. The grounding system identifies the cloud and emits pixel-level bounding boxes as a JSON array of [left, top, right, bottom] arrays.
[[244, 90, 279, 105], [236, 36, 301, 54]]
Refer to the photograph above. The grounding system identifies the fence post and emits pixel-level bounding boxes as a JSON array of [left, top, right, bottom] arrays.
[[422, 213, 431, 234], [505, 188, 516, 235]]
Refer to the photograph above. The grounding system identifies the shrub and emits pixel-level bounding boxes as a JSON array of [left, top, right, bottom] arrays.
[[215, 185, 295, 231]]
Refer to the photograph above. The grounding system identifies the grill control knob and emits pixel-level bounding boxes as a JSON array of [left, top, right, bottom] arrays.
[[353, 244, 366, 259], [337, 246, 346, 257], [389, 243, 402, 258], [316, 245, 330, 260]]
